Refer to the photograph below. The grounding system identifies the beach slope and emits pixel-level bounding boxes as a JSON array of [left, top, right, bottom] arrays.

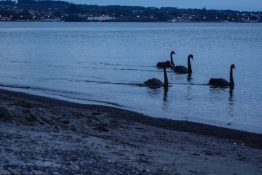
[[0, 89, 261, 175]]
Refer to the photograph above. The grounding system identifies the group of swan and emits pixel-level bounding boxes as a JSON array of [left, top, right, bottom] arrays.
[[145, 51, 235, 90]]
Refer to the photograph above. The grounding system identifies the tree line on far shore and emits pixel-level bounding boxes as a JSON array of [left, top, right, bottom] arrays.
[[0, 0, 261, 22]]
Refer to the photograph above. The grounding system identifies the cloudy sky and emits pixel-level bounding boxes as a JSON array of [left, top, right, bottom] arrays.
[[66, 0, 261, 11]]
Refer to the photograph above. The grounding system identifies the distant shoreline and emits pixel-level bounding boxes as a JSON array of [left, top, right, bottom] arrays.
[[1, 1, 261, 23], [0, 21, 262, 24]]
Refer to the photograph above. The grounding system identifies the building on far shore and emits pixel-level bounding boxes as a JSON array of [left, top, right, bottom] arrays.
[[18, 0, 51, 3], [0, 16, 12, 21], [18, 0, 32, 2], [18, 0, 34, 3]]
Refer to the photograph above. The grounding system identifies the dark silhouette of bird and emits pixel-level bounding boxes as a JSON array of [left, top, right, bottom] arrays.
[[156, 51, 175, 68], [145, 66, 168, 89], [209, 64, 235, 89], [173, 54, 194, 75]]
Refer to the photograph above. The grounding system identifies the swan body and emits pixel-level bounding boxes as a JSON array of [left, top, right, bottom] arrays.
[[156, 51, 175, 68], [173, 54, 193, 74], [174, 65, 188, 74], [209, 64, 235, 89], [156, 61, 173, 68], [209, 78, 230, 87], [144, 78, 164, 88], [145, 66, 168, 89]]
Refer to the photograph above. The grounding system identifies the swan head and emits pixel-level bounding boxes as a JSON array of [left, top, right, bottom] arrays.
[[188, 54, 194, 60], [171, 51, 175, 55], [231, 64, 235, 70]]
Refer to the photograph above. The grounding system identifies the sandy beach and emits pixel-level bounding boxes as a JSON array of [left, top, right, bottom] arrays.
[[0, 88, 261, 175]]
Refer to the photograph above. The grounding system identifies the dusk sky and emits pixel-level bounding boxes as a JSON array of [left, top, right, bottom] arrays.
[[67, 0, 262, 11]]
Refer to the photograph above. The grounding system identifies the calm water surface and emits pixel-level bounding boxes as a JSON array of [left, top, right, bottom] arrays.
[[0, 22, 261, 133]]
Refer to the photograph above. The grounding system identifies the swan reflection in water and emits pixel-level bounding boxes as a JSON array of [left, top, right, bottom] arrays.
[[229, 88, 234, 105], [163, 86, 168, 102]]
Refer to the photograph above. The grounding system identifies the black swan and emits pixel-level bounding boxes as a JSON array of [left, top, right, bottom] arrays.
[[145, 66, 168, 89], [173, 54, 193, 74], [209, 64, 235, 89], [156, 51, 175, 68]]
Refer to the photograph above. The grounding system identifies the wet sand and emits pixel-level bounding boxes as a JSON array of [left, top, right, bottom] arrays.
[[0, 88, 261, 175]]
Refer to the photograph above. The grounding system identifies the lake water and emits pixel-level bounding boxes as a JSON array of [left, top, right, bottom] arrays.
[[0, 22, 261, 133]]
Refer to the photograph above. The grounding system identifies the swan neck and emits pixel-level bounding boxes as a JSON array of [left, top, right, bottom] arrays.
[[188, 57, 192, 74], [230, 67, 234, 88], [170, 53, 175, 67], [164, 67, 168, 88]]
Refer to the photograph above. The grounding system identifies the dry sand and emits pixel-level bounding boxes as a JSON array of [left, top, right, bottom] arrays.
[[0, 89, 261, 175]]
